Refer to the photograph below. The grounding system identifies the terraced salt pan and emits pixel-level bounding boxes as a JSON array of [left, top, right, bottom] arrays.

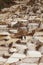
[[13, 44, 27, 53], [19, 63, 38, 65], [27, 51, 42, 57], [11, 53, 26, 59], [0, 57, 7, 62], [6, 58, 19, 64], [0, 32, 10, 35], [22, 51, 42, 63]]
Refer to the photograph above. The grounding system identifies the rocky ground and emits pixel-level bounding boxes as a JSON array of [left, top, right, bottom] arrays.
[[0, 0, 43, 23]]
